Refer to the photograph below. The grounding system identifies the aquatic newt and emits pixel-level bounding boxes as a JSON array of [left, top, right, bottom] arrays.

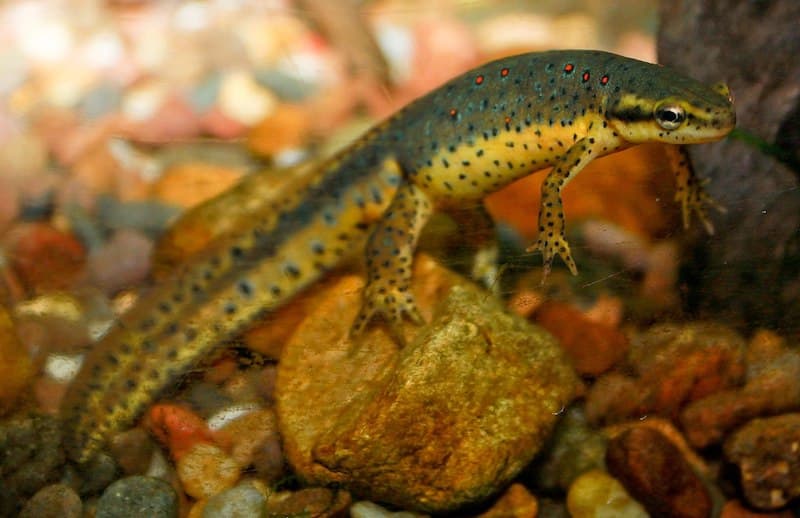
[[61, 50, 736, 464]]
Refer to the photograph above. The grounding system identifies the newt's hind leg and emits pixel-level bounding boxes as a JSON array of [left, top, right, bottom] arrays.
[[352, 181, 434, 344], [667, 145, 725, 234]]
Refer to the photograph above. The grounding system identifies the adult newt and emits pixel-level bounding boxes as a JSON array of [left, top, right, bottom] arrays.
[[62, 50, 736, 464]]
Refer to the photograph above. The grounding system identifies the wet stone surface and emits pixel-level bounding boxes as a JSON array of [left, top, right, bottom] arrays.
[[95, 475, 178, 518], [0, 414, 65, 516], [277, 257, 578, 513], [606, 425, 711, 518], [724, 413, 800, 510]]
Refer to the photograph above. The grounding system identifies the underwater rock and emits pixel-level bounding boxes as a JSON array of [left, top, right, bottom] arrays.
[[534, 300, 628, 376], [0, 414, 65, 516], [586, 322, 746, 425], [724, 413, 800, 510], [202, 481, 268, 518], [566, 469, 648, 518], [681, 338, 800, 448], [18, 483, 82, 518], [0, 304, 34, 415], [175, 443, 240, 500], [478, 483, 539, 518], [659, 0, 800, 336], [264, 487, 351, 518], [277, 255, 577, 513], [606, 426, 711, 518], [532, 405, 608, 493], [95, 475, 178, 518]]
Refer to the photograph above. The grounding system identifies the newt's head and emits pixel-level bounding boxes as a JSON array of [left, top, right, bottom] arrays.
[[605, 65, 736, 145]]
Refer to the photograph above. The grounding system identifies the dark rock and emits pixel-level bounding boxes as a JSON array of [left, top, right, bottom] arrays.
[[531, 406, 608, 493], [95, 475, 178, 518], [0, 414, 65, 516], [19, 483, 82, 518], [724, 413, 800, 510], [606, 426, 711, 518], [658, 0, 800, 335]]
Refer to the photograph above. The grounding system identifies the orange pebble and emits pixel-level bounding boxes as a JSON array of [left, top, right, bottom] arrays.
[[177, 443, 240, 500], [146, 403, 215, 460]]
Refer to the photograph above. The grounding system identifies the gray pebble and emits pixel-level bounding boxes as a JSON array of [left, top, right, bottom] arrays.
[[19, 483, 82, 518], [203, 483, 266, 518], [95, 476, 177, 518]]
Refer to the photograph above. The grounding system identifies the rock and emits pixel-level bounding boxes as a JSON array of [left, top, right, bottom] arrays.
[[217, 408, 281, 474], [0, 414, 64, 516], [176, 443, 240, 500], [19, 483, 82, 518], [478, 483, 538, 518], [202, 481, 267, 518], [108, 428, 157, 476], [264, 487, 350, 518], [350, 500, 427, 518], [217, 71, 278, 127], [6, 222, 87, 293], [247, 103, 311, 157], [152, 162, 244, 210], [586, 322, 746, 425], [87, 229, 153, 295], [659, 1, 800, 336], [605, 417, 710, 481], [566, 469, 648, 518], [724, 413, 800, 510], [146, 404, 216, 461], [605, 426, 711, 518], [531, 406, 608, 493], [0, 304, 34, 414], [720, 500, 794, 518], [681, 339, 800, 448], [534, 301, 628, 376], [277, 256, 577, 512], [95, 476, 178, 518]]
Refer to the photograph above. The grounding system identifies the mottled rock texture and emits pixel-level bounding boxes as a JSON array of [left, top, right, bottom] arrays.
[[277, 256, 577, 513], [658, 1, 800, 335]]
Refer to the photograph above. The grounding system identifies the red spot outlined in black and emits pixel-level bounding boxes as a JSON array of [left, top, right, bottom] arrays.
[[564, 63, 575, 73], [500, 68, 509, 77], [600, 75, 610, 85], [475, 75, 484, 85], [449, 108, 458, 118], [582, 71, 590, 82]]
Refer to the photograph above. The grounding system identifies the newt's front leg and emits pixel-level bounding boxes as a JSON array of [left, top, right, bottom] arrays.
[[666, 145, 725, 234], [352, 179, 434, 343], [527, 136, 606, 277]]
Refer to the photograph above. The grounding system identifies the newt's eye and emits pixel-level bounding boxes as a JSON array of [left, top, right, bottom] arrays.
[[654, 104, 685, 130]]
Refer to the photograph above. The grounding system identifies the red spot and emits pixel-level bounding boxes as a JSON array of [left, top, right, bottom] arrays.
[[449, 108, 458, 117], [600, 75, 610, 85], [504, 116, 512, 124], [564, 63, 574, 73], [475, 75, 484, 85], [501, 68, 509, 77], [582, 71, 590, 82]]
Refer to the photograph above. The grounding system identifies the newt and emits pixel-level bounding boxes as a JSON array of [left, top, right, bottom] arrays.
[[61, 50, 736, 464]]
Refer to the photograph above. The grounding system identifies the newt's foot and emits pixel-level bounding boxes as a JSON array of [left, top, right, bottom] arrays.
[[678, 177, 726, 235], [351, 284, 423, 345], [527, 233, 579, 280]]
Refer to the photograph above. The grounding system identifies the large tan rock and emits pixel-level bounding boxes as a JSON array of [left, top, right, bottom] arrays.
[[276, 256, 577, 513]]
